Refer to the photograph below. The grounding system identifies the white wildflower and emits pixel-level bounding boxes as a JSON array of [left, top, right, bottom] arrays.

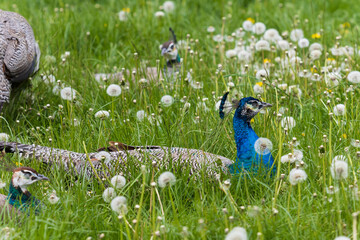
[[309, 43, 323, 52], [163, 1, 175, 12], [310, 50, 322, 60], [252, 22, 266, 35], [190, 81, 203, 89], [106, 84, 121, 97], [110, 196, 128, 215], [289, 168, 308, 185], [333, 104, 346, 116], [48, 193, 60, 204], [207, 26, 215, 33], [253, 84, 264, 94], [118, 10, 128, 22], [154, 11, 165, 18], [158, 171, 176, 188], [298, 38, 309, 48], [43, 74, 56, 84], [95, 110, 110, 119], [347, 71, 360, 84], [102, 187, 116, 203], [136, 110, 146, 121], [94, 151, 112, 163], [111, 175, 126, 189], [161, 95, 174, 107], [0, 180, 6, 189], [226, 49, 237, 58], [242, 20, 253, 31], [330, 47, 344, 56], [60, 87, 76, 101], [263, 29, 281, 42], [225, 227, 248, 240], [255, 40, 270, 51], [281, 116, 296, 129], [277, 40, 289, 50], [0, 133, 10, 142], [334, 236, 350, 240], [256, 69, 269, 79], [290, 29, 304, 42], [237, 50, 253, 63], [331, 160, 348, 180], [254, 138, 273, 155], [281, 150, 303, 163], [213, 34, 223, 42], [351, 139, 360, 148]]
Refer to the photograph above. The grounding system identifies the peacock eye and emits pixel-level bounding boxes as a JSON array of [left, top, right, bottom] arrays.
[[170, 44, 174, 49], [31, 176, 37, 181]]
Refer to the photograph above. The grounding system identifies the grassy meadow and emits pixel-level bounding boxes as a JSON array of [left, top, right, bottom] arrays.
[[1, 0, 360, 239]]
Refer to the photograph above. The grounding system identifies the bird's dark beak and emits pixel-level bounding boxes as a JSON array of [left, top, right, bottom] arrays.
[[161, 48, 167, 56], [37, 174, 49, 181], [260, 102, 272, 109]]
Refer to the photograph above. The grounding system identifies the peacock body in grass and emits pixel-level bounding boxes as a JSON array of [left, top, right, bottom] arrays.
[[220, 92, 276, 175], [0, 9, 40, 112], [0, 141, 233, 179]]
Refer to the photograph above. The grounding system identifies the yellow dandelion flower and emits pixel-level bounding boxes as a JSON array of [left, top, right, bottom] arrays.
[[327, 58, 335, 61], [263, 58, 271, 64], [342, 22, 350, 29], [301, 133, 305, 136], [251, 119, 255, 123], [311, 33, 321, 39], [15, 162, 23, 167], [256, 82, 263, 87], [328, 89, 332, 93], [104, 23, 108, 28], [246, 17, 255, 24], [122, 8, 130, 13], [343, 134, 347, 139], [311, 67, 318, 73]]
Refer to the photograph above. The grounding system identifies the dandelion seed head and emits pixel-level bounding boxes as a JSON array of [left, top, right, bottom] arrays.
[[0, 133, 10, 142], [310, 50, 322, 60], [136, 110, 146, 121], [334, 236, 351, 240], [118, 10, 128, 21], [309, 43, 323, 52], [242, 20, 253, 31], [102, 187, 116, 203], [95, 110, 110, 119], [255, 40, 270, 51], [158, 171, 176, 188], [263, 29, 281, 42], [48, 193, 60, 204], [333, 104, 346, 116], [111, 175, 126, 189], [277, 40, 289, 51], [290, 29, 304, 42], [347, 71, 360, 84], [225, 227, 248, 240], [253, 84, 264, 94], [207, 26, 215, 33], [281, 116, 296, 129], [226, 49, 237, 58], [252, 22, 266, 35], [163, 1, 175, 12], [94, 151, 111, 163], [298, 38, 309, 48], [289, 168, 307, 185], [331, 160, 348, 180], [254, 137, 273, 155], [154, 11, 165, 18], [111, 196, 128, 215], [106, 84, 122, 97], [60, 87, 76, 101], [161, 95, 174, 107]]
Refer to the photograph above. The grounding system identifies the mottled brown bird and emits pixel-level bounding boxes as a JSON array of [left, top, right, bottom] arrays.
[[0, 9, 40, 112], [0, 141, 232, 179]]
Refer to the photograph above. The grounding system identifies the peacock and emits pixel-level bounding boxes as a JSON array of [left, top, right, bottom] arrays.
[[0, 141, 233, 179], [0, 167, 48, 217], [0, 9, 41, 112], [219, 92, 276, 175]]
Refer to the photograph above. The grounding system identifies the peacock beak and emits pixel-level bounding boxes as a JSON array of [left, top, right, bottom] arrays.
[[37, 174, 49, 181], [161, 48, 167, 56], [260, 102, 272, 109]]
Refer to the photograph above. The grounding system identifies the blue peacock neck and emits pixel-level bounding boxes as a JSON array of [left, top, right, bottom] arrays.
[[7, 181, 40, 213], [232, 114, 259, 172], [166, 54, 181, 68]]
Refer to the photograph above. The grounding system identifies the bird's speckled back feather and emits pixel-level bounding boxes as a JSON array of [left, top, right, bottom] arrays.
[[0, 141, 232, 178]]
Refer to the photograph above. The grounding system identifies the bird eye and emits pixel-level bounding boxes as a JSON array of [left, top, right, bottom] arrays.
[[170, 44, 174, 49], [31, 176, 37, 181]]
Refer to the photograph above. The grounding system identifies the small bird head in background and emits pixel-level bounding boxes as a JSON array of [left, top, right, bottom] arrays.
[[220, 92, 272, 121], [12, 167, 49, 193], [161, 27, 179, 61]]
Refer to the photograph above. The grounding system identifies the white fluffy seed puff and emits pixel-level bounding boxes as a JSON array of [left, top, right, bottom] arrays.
[[289, 168, 308, 185], [102, 187, 116, 203], [48, 193, 60, 204], [333, 104, 346, 116], [225, 227, 248, 240], [111, 175, 126, 189], [110, 196, 128, 215], [94, 151, 112, 163], [280, 116, 296, 129], [60, 87, 76, 101], [158, 171, 176, 188], [161, 95, 174, 107], [347, 71, 360, 84], [254, 138, 273, 155], [0, 133, 10, 142], [106, 84, 121, 97], [331, 159, 348, 180], [95, 110, 110, 119]]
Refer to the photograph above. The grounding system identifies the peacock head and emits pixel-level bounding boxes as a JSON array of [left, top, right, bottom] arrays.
[[161, 27, 179, 61], [161, 40, 178, 60], [220, 92, 272, 122], [11, 167, 49, 193]]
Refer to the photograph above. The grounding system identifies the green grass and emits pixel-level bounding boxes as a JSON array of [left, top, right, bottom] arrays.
[[1, 0, 360, 239]]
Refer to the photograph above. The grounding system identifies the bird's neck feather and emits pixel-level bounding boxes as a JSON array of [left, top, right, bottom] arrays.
[[7, 180, 34, 207], [233, 116, 258, 168]]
